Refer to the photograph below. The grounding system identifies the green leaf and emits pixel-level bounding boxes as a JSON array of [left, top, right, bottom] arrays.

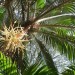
[[0, 7, 5, 14], [23, 61, 50, 75], [0, 7, 5, 27], [35, 37, 59, 75], [0, 52, 18, 75], [36, 0, 46, 8]]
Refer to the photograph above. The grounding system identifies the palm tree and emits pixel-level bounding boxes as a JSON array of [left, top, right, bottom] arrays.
[[0, 0, 75, 75]]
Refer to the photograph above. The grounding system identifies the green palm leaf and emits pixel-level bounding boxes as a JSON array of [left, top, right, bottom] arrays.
[[0, 52, 18, 75]]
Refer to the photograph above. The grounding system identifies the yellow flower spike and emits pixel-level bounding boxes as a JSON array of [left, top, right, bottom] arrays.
[[0, 24, 29, 57]]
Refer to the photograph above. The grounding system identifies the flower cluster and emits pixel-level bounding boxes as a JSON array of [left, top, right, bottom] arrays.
[[0, 25, 29, 57]]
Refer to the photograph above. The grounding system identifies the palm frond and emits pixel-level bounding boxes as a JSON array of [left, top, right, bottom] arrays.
[[36, 13, 75, 23], [40, 24, 75, 29], [0, 52, 18, 75], [62, 64, 75, 75], [23, 61, 51, 75], [35, 27, 75, 62], [34, 0, 75, 21], [35, 37, 59, 75]]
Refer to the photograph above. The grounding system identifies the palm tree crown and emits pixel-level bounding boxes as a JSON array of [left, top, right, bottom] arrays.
[[0, 0, 75, 75]]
